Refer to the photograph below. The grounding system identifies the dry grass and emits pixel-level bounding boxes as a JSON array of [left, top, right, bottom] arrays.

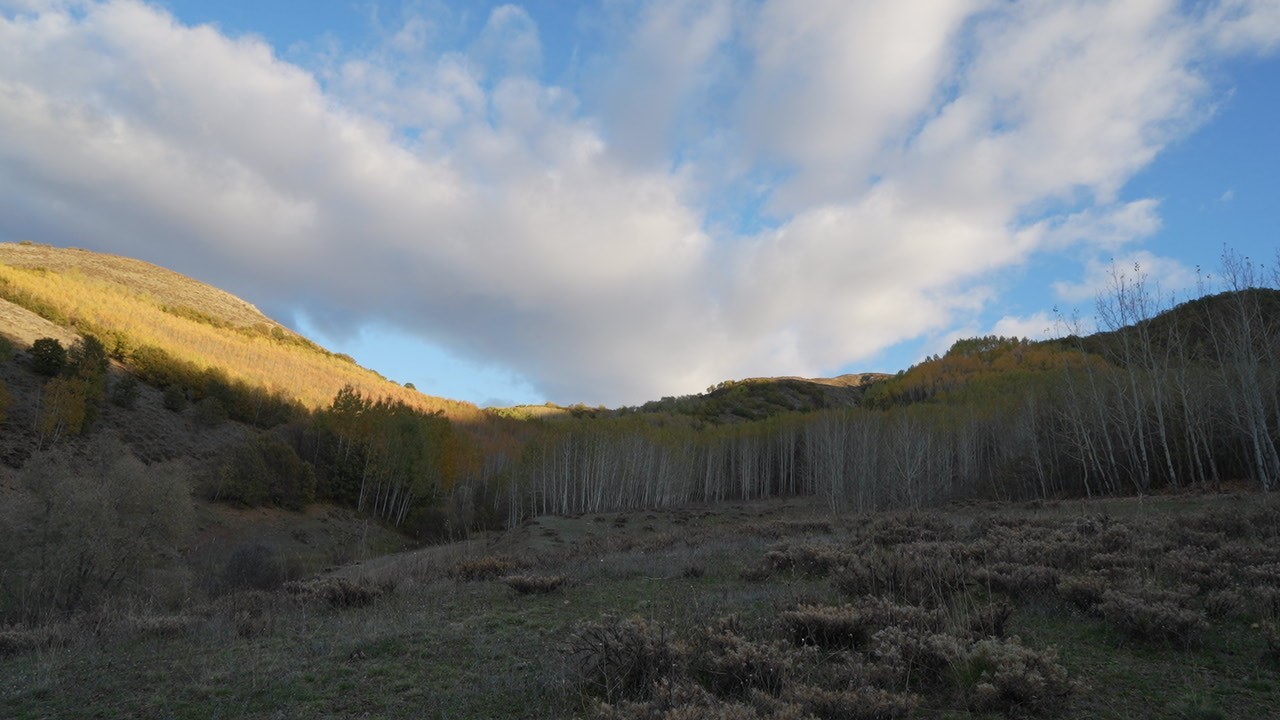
[[0, 244, 480, 419], [4, 494, 1280, 719]]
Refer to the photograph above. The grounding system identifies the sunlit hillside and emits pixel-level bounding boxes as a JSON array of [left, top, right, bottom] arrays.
[[0, 243, 481, 420]]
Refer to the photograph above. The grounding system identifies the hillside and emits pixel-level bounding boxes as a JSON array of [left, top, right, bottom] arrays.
[[0, 242, 480, 420]]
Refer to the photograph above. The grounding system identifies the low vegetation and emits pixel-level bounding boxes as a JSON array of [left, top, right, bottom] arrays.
[[2, 494, 1277, 718]]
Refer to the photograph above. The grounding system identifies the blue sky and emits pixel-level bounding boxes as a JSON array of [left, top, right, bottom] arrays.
[[1, 1, 1278, 407]]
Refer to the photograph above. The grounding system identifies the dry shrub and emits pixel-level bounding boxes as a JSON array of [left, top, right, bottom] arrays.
[[851, 596, 946, 633], [680, 564, 706, 579], [208, 589, 276, 639], [0, 624, 68, 657], [284, 576, 394, 608], [1088, 551, 1140, 571], [1263, 624, 1280, 666], [832, 549, 968, 607], [868, 627, 966, 689], [1159, 548, 1233, 593], [780, 605, 866, 651], [971, 563, 1060, 598], [1242, 563, 1280, 588], [1250, 586, 1280, 619], [960, 600, 1015, 639], [764, 543, 849, 576], [777, 603, 926, 652], [1212, 542, 1280, 569], [694, 628, 795, 697], [783, 685, 919, 720], [739, 564, 773, 583], [748, 520, 834, 539], [1007, 535, 1091, 570], [959, 637, 1074, 716], [448, 555, 523, 581], [570, 617, 688, 703], [868, 512, 956, 546], [1184, 508, 1253, 540], [503, 574, 567, 595], [1098, 590, 1207, 647], [125, 614, 200, 638], [1200, 590, 1248, 620], [593, 679, 804, 720]]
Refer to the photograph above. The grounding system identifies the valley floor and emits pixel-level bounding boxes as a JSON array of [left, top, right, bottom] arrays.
[[3, 492, 1279, 719]]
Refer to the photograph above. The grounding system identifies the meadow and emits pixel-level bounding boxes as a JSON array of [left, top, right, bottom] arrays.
[[3, 491, 1277, 719]]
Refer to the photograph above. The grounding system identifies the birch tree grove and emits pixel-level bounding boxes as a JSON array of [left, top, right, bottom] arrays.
[[282, 261, 1278, 538]]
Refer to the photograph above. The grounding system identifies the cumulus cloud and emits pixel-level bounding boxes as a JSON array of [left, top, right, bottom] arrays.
[[992, 312, 1057, 341], [1, 0, 1278, 405], [1053, 251, 1197, 304]]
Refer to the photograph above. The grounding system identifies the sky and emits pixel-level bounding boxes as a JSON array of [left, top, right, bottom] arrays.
[[1, 1, 1278, 408]]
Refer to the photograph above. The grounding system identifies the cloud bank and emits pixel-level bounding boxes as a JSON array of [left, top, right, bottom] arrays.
[[1, 0, 1277, 404]]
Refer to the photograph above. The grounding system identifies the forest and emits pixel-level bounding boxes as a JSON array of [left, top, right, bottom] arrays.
[[272, 253, 1280, 538], [3, 250, 1278, 543]]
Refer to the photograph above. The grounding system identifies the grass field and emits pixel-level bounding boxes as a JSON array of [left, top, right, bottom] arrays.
[[3, 492, 1278, 719]]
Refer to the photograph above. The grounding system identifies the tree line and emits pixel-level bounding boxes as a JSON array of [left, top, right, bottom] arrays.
[[9, 251, 1277, 541]]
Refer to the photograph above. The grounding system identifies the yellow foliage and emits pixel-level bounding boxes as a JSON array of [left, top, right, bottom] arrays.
[[38, 376, 87, 440], [0, 379, 11, 423], [0, 263, 482, 421]]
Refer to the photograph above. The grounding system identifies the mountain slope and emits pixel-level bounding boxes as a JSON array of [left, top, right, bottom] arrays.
[[0, 242, 479, 420]]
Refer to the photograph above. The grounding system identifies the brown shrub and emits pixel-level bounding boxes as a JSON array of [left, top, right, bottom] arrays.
[[693, 629, 795, 698], [868, 512, 956, 546], [125, 614, 201, 638], [680, 565, 706, 579], [748, 520, 834, 539], [569, 617, 688, 702], [1242, 564, 1280, 588], [780, 605, 868, 651], [283, 576, 394, 608], [764, 543, 850, 576], [1200, 590, 1248, 620], [868, 626, 966, 689], [959, 637, 1075, 716], [783, 685, 920, 720], [594, 679, 807, 720], [502, 574, 568, 595], [780, 597, 945, 653], [832, 549, 968, 607], [448, 555, 523, 581], [1098, 590, 1207, 647], [1159, 548, 1234, 593], [971, 563, 1060, 598], [851, 596, 947, 633], [960, 600, 1015, 639], [1263, 624, 1280, 666], [0, 624, 68, 657], [739, 564, 773, 583]]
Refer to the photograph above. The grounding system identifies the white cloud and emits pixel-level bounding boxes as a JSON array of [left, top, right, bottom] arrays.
[[992, 312, 1057, 341], [1, 0, 1278, 404], [1053, 251, 1197, 304]]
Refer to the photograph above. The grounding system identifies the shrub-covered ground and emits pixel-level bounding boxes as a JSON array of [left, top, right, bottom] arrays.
[[3, 492, 1279, 718]]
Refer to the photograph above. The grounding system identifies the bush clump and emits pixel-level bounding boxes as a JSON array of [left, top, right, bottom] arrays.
[[283, 576, 394, 608], [765, 543, 849, 576], [1098, 590, 1208, 647], [569, 617, 687, 703], [780, 605, 869, 651], [503, 574, 567, 595], [959, 637, 1075, 716], [693, 627, 795, 698], [971, 563, 1060, 598], [784, 685, 920, 720], [448, 555, 523, 581], [832, 549, 968, 606]]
